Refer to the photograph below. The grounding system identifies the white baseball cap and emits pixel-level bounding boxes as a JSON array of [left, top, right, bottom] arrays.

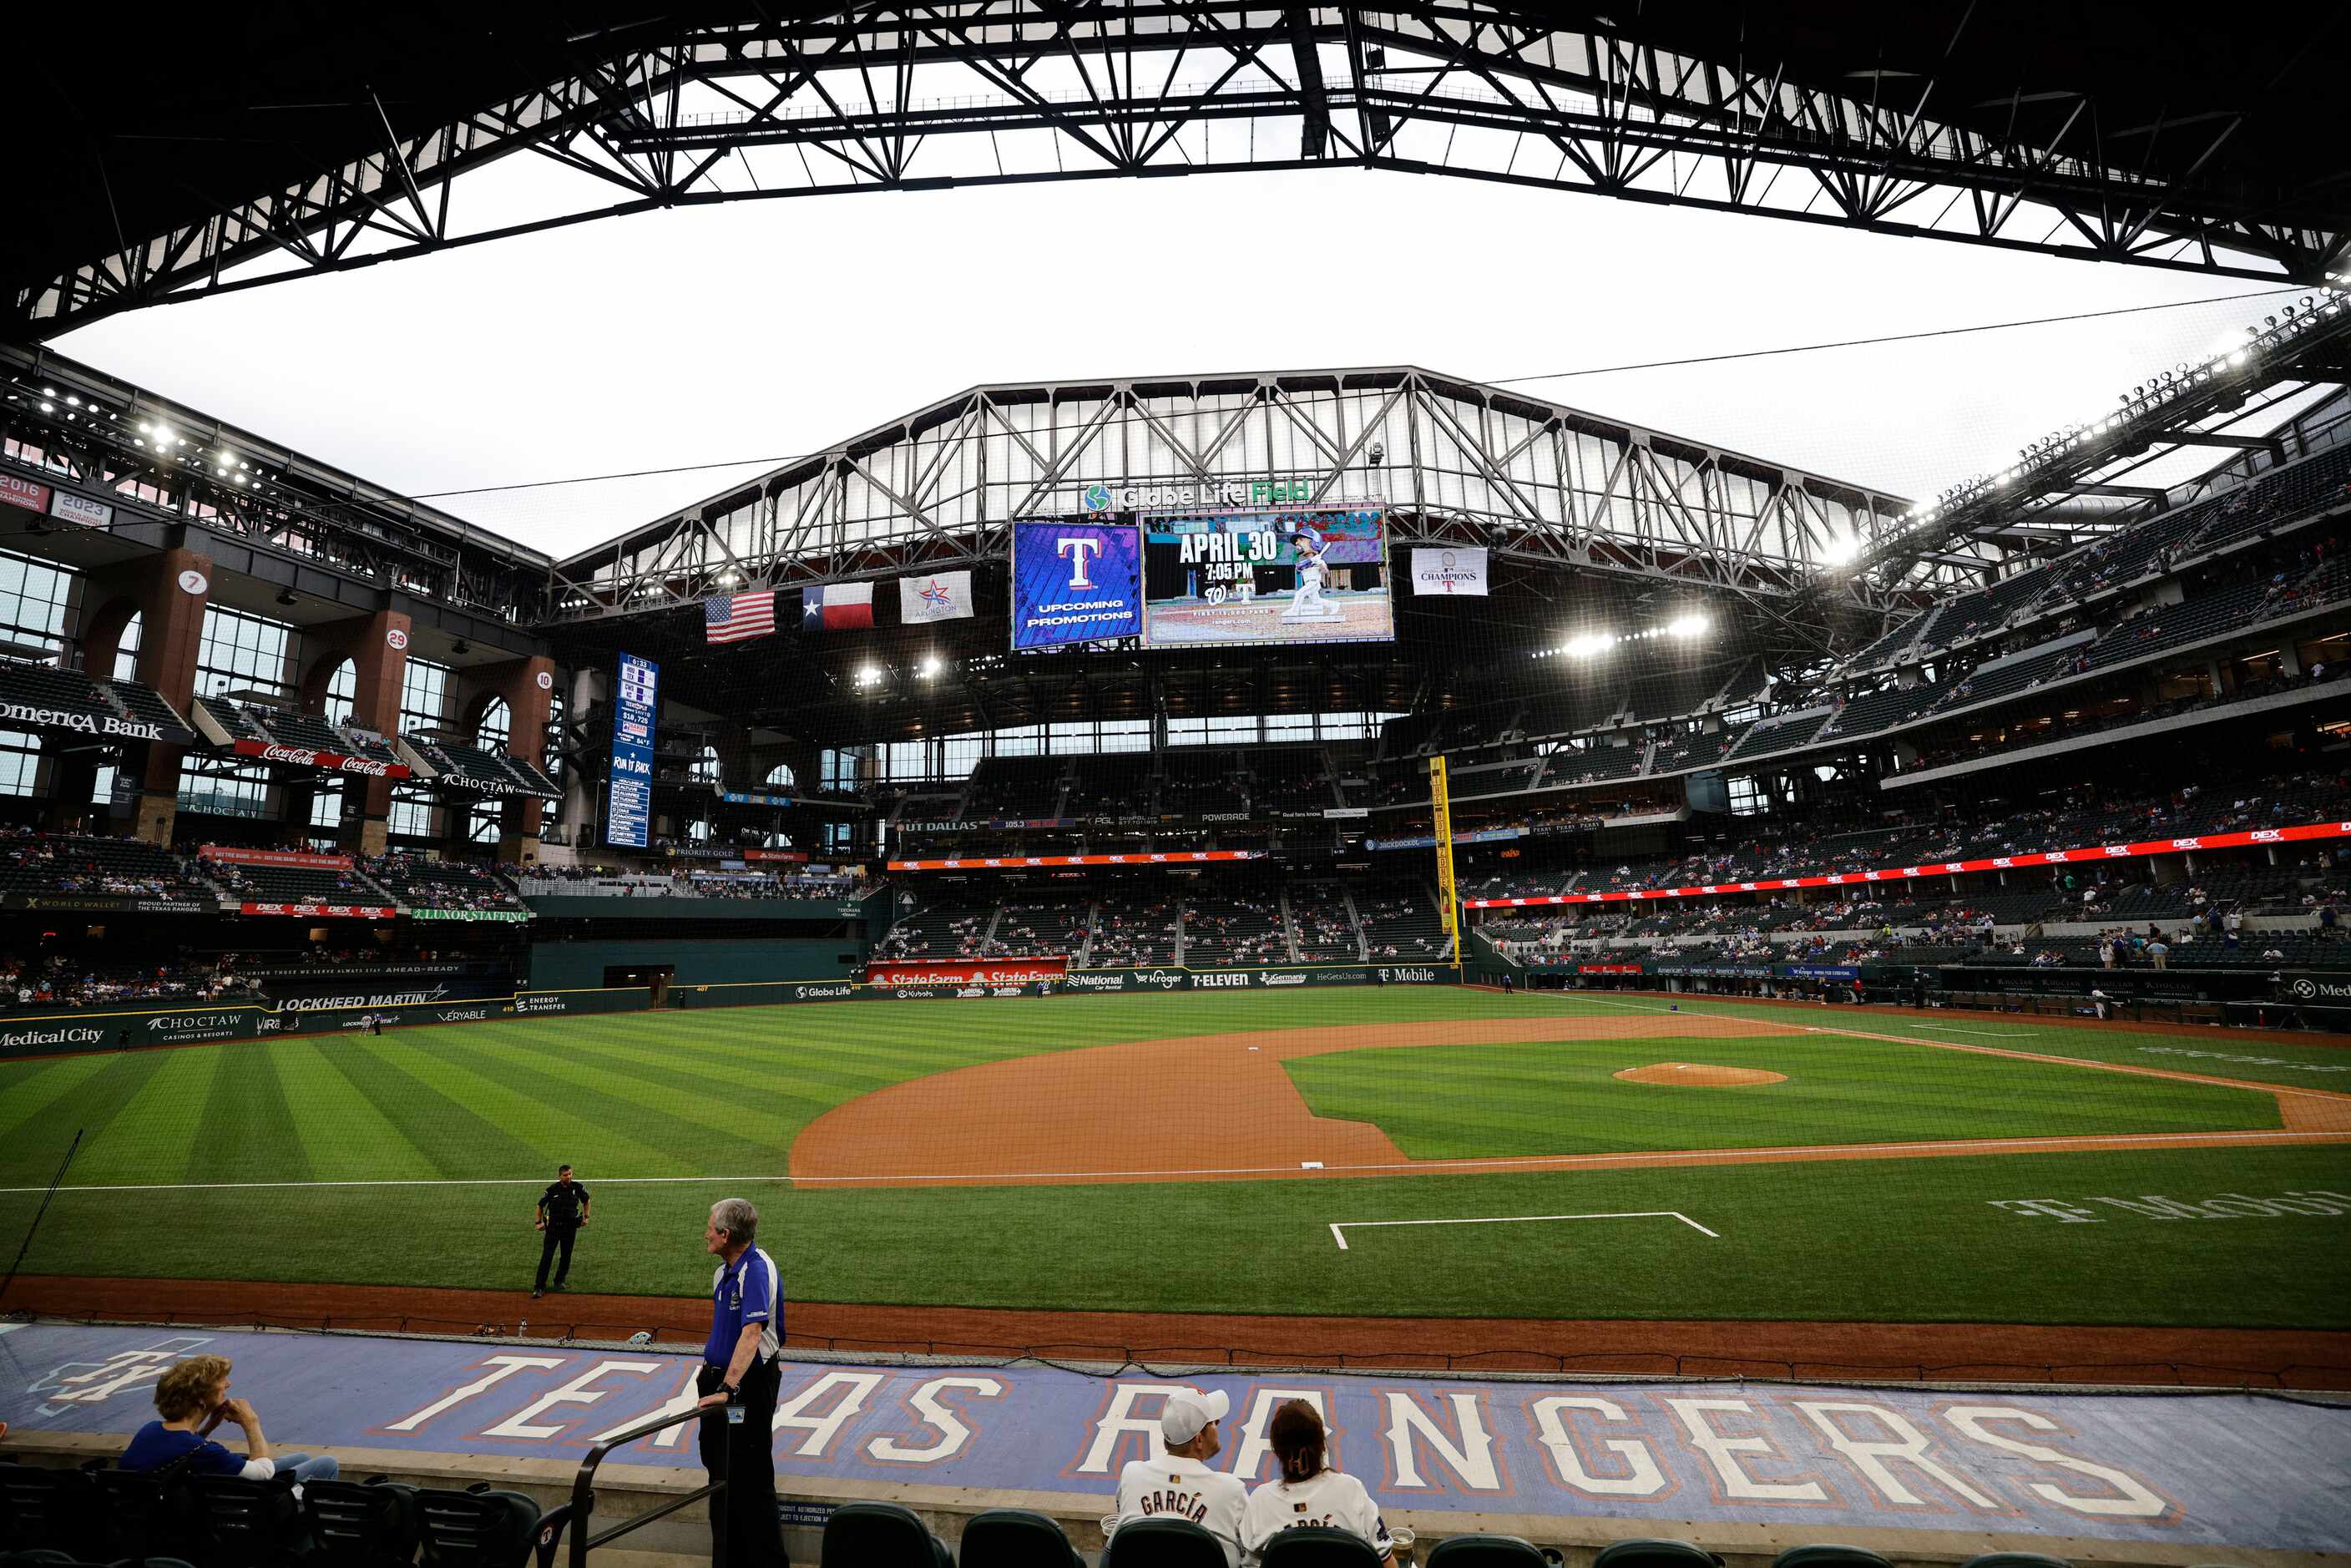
[[1160, 1388, 1230, 1446]]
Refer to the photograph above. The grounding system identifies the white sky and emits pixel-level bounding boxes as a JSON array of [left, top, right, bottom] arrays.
[[53, 162, 2305, 560]]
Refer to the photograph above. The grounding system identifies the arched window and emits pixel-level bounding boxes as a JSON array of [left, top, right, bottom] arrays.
[[764, 761, 796, 791], [321, 659, 356, 725], [478, 696, 512, 748], [112, 613, 144, 682]]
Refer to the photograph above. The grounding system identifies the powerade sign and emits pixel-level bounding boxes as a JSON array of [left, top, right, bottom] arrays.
[[606, 653, 658, 848], [1011, 518, 1142, 649]]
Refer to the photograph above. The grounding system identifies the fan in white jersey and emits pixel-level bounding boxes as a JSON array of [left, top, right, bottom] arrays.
[[1110, 1388, 1247, 1568], [1240, 1399, 1394, 1565]]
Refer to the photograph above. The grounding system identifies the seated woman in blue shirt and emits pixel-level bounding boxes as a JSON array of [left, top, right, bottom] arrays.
[[120, 1353, 339, 1485]]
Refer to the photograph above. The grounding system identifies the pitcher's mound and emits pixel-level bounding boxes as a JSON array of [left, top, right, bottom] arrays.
[[1614, 1062, 1787, 1087]]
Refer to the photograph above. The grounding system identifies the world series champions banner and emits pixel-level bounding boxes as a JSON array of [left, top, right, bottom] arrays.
[[3, 1325, 2345, 1552]]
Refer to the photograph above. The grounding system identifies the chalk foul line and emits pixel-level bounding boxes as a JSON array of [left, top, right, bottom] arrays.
[[1330, 1210, 1719, 1251]]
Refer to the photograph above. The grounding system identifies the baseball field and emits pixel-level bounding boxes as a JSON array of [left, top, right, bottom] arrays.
[[3, 987, 2347, 1336]]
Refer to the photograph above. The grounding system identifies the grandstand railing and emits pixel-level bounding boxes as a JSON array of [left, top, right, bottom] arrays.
[[568, 1402, 726, 1568]]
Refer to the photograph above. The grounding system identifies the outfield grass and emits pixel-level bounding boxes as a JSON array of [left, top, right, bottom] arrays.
[[1283, 1034, 2282, 1157], [2, 990, 2344, 1328]]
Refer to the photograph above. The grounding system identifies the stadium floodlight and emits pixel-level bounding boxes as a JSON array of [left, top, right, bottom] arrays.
[[37, 401, 52, 413], [1565, 635, 1612, 657], [918, 656, 940, 677], [1667, 615, 1708, 638]]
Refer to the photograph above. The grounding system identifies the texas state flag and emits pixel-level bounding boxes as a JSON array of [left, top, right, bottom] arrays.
[[801, 582, 874, 630]]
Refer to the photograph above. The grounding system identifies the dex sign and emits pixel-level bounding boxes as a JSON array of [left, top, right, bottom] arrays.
[[605, 652, 658, 848]]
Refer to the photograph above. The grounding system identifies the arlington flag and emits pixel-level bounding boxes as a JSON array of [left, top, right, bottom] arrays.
[[898, 569, 975, 623]]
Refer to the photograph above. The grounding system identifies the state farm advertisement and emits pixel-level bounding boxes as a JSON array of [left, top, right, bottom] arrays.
[[864, 957, 1069, 986], [232, 738, 411, 778]]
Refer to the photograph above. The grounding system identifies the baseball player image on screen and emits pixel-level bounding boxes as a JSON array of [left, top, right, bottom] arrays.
[[1282, 531, 1342, 623]]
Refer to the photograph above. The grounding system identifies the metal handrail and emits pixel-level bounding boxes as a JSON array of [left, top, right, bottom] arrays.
[[566, 1402, 727, 1568]]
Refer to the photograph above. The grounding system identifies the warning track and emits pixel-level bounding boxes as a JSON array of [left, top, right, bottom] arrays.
[[787, 1009, 2351, 1188]]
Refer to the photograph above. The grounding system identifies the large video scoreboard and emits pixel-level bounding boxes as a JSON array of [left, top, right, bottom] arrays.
[[1012, 504, 1393, 652]]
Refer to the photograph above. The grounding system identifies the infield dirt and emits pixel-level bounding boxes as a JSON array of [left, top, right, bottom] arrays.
[[790, 1009, 2351, 1187]]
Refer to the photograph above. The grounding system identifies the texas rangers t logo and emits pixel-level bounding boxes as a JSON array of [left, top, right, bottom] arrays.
[[1058, 535, 1104, 589]]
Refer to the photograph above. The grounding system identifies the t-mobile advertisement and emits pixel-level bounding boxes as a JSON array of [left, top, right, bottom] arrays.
[[1010, 518, 1143, 650]]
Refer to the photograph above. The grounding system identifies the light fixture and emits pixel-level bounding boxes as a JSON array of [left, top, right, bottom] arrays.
[[1565, 635, 1611, 658], [1667, 614, 1708, 638], [276, 589, 298, 607], [918, 656, 940, 677], [37, 401, 52, 413]]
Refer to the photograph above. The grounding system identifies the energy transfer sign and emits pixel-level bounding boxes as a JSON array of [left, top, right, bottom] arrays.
[[606, 652, 659, 849]]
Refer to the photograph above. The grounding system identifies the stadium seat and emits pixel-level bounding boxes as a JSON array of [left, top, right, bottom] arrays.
[[190, 1472, 309, 1566], [1960, 1556, 2073, 1568], [1428, 1535, 1558, 1565], [302, 1474, 422, 1565], [1259, 1525, 1389, 1566], [0, 1464, 102, 1559], [820, 1501, 953, 1566], [1593, 1540, 1725, 1568], [412, 1482, 543, 1568], [1099, 1517, 1232, 1568], [958, 1507, 1083, 1568], [89, 1469, 203, 1563], [1772, 1548, 1895, 1568]]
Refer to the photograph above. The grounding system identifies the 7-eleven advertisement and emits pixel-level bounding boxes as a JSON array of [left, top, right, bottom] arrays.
[[865, 958, 1069, 986]]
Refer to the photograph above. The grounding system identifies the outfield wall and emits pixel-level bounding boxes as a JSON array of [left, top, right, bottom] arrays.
[[0, 964, 1459, 1061]]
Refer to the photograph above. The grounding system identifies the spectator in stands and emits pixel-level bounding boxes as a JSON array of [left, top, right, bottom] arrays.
[[1241, 1400, 1394, 1567], [122, 1354, 338, 1486], [694, 1197, 786, 1568], [2148, 936, 2170, 970], [1109, 1389, 1246, 1566]]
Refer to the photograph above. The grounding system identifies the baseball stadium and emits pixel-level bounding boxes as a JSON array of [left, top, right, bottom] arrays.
[[2, 5, 2349, 1567]]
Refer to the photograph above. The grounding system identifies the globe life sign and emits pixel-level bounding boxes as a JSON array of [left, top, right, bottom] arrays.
[[1079, 478, 1330, 512]]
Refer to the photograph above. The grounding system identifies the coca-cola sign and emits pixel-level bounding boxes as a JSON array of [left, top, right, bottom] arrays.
[[232, 738, 410, 778]]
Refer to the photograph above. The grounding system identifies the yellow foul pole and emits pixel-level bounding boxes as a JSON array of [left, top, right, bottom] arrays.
[[1429, 756, 1461, 973]]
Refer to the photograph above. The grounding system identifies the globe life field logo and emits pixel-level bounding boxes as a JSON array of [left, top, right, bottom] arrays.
[[1080, 482, 1114, 513]]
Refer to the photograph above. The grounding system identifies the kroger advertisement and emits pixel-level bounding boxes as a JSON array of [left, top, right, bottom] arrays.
[[1011, 518, 1143, 650], [1143, 505, 1393, 648]]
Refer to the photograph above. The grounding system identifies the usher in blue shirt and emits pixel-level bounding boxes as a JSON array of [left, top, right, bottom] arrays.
[[705, 1246, 782, 1367]]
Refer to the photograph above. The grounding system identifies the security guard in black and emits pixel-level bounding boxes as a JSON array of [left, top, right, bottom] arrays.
[[533, 1164, 591, 1297]]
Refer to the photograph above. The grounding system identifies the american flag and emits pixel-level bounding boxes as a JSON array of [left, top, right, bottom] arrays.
[[704, 590, 776, 645]]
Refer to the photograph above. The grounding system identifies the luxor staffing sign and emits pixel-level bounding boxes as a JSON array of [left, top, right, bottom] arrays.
[[606, 654, 658, 848]]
